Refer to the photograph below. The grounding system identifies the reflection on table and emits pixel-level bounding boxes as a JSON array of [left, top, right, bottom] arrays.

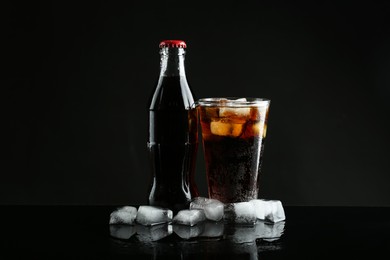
[[109, 220, 285, 258]]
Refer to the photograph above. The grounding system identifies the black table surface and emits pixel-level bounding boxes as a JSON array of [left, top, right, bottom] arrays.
[[1, 205, 389, 259]]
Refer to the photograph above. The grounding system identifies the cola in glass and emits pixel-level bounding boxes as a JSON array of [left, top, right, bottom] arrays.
[[198, 97, 270, 203]]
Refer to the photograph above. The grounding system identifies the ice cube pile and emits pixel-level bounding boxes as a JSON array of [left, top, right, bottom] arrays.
[[109, 197, 285, 242], [109, 197, 285, 226]]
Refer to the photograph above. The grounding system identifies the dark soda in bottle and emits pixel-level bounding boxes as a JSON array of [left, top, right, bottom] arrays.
[[147, 40, 198, 213]]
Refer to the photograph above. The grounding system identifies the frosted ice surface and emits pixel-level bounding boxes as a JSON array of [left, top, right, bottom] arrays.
[[249, 199, 268, 220], [109, 224, 136, 240], [173, 222, 204, 239], [190, 197, 224, 221], [224, 202, 257, 225], [109, 206, 137, 225], [136, 223, 173, 242], [266, 200, 285, 223], [135, 205, 173, 226], [173, 209, 206, 226], [250, 199, 285, 223]]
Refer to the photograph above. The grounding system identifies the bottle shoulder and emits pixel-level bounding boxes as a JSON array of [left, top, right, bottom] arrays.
[[149, 76, 195, 110]]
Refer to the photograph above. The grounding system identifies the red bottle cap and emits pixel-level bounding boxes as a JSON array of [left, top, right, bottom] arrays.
[[159, 40, 187, 48]]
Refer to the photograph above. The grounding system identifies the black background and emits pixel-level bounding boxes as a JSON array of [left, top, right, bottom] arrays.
[[2, 1, 390, 206]]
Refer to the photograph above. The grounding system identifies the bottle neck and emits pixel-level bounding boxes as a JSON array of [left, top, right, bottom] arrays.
[[159, 47, 186, 77]]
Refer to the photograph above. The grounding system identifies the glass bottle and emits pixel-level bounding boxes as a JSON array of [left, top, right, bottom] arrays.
[[147, 40, 198, 213]]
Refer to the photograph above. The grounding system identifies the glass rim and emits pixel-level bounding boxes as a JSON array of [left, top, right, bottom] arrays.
[[197, 97, 270, 107]]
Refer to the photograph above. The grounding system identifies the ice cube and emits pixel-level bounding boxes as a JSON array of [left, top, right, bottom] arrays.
[[250, 199, 285, 223], [136, 223, 173, 242], [224, 202, 257, 225], [173, 222, 204, 239], [252, 122, 267, 138], [219, 107, 251, 118], [262, 123, 267, 138], [173, 209, 206, 226], [190, 197, 224, 222], [109, 206, 137, 225], [135, 205, 173, 226], [210, 121, 244, 137], [249, 199, 268, 220], [219, 99, 250, 118], [109, 224, 136, 240], [266, 200, 285, 223]]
